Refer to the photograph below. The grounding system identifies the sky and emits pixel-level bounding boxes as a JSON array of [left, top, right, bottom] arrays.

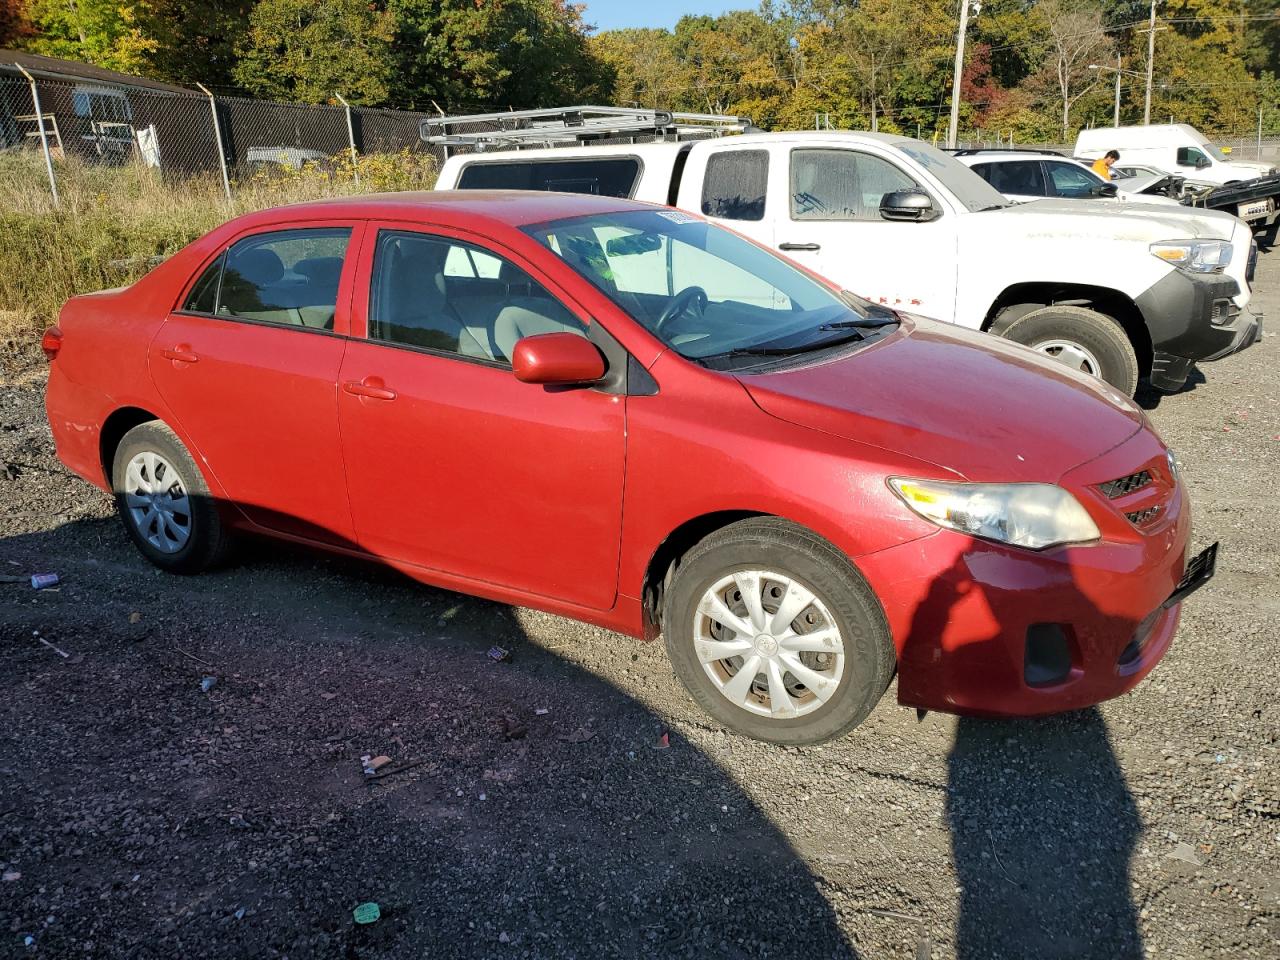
[[581, 0, 755, 33]]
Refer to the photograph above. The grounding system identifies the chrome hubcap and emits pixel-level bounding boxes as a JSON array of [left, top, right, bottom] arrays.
[[693, 570, 845, 719], [1035, 339, 1101, 376], [123, 451, 191, 553]]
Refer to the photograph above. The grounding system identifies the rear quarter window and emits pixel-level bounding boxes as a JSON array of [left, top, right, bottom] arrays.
[[701, 150, 768, 221], [456, 158, 641, 198]]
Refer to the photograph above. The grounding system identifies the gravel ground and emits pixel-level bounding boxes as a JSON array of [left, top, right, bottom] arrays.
[[1, 252, 1277, 960]]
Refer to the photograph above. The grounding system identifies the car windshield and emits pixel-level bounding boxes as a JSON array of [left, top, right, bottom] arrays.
[[892, 140, 1011, 211], [522, 209, 898, 366], [1190, 131, 1231, 163]]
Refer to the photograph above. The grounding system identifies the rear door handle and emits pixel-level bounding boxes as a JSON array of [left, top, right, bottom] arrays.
[[161, 346, 199, 363], [779, 242, 821, 251], [343, 378, 397, 401]]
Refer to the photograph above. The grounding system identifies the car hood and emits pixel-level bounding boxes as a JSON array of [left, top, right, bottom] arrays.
[[997, 196, 1238, 241], [1222, 160, 1275, 178], [736, 317, 1145, 484]]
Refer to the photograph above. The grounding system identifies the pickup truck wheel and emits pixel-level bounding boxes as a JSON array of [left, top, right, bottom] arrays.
[[663, 518, 894, 745], [111, 422, 232, 574], [1001, 305, 1139, 395]]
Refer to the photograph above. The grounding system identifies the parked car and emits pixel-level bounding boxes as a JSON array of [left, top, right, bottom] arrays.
[[436, 130, 1260, 395], [43, 192, 1216, 744], [952, 149, 1180, 202], [953, 149, 1186, 205]]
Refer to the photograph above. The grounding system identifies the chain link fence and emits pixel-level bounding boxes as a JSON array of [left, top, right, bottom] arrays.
[[0, 70, 444, 207]]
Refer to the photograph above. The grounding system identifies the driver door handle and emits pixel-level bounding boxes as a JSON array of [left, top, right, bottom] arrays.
[[161, 345, 199, 363], [779, 242, 820, 251]]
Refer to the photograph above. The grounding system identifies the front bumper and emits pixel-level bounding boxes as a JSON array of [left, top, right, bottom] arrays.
[[857, 432, 1195, 718], [1136, 269, 1261, 391]]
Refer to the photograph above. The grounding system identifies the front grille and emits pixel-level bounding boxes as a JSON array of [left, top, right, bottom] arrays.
[[1099, 471, 1152, 499], [1126, 505, 1162, 526]]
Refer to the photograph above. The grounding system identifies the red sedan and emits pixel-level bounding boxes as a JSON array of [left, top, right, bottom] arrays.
[[44, 191, 1214, 744]]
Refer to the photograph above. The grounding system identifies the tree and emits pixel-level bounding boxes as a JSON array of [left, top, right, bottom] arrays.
[[1, 0, 34, 47], [22, 0, 156, 74], [233, 0, 397, 105], [386, 0, 611, 110], [134, 0, 251, 89], [590, 27, 685, 108], [1029, 0, 1115, 139]]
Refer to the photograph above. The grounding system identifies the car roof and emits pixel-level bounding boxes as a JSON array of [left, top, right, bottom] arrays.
[[235, 189, 649, 231], [955, 151, 1072, 163]]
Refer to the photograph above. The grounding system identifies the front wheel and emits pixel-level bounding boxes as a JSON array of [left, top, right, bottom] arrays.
[[1001, 305, 1139, 396], [663, 518, 895, 745]]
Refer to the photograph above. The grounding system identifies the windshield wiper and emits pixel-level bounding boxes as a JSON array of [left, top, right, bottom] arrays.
[[818, 316, 897, 331], [720, 329, 866, 359]]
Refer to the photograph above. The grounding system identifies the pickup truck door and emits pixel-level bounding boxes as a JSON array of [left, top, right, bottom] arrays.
[[682, 141, 959, 324]]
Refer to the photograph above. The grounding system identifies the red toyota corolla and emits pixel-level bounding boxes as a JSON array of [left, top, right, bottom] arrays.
[[44, 191, 1215, 744]]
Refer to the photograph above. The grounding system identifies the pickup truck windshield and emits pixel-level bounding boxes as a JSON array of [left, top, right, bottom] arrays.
[[893, 140, 1011, 212], [523, 210, 897, 364]]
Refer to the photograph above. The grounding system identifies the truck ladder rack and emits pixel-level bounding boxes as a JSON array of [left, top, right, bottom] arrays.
[[420, 105, 752, 150]]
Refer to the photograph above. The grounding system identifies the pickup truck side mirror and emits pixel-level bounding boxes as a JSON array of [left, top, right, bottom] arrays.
[[1090, 183, 1119, 198], [879, 190, 940, 222]]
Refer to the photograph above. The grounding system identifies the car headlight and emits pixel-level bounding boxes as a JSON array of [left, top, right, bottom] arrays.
[[888, 478, 1101, 550], [1150, 239, 1232, 274]]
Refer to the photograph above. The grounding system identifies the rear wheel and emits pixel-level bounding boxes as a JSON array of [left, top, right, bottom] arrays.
[[1001, 305, 1139, 396], [663, 518, 894, 745], [112, 422, 231, 574]]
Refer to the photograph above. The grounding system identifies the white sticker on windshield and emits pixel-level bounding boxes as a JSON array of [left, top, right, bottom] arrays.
[[657, 210, 700, 224]]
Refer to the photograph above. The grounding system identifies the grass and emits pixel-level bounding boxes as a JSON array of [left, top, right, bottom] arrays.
[[0, 148, 438, 378]]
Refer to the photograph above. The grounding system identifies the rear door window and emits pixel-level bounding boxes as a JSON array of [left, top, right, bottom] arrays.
[[971, 161, 1047, 197], [1045, 161, 1101, 198], [701, 150, 768, 221], [456, 158, 641, 198]]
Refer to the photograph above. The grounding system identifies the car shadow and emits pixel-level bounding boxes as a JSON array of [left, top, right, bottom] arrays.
[[0, 511, 862, 959], [900, 549, 1147, 959], [1135, 365, 1206, 410]]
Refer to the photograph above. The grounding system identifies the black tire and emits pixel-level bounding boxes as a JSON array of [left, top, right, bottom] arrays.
[[662, 518, 895, 746], [111, 421, 231, 574], [1001, 305, 1140, 396]]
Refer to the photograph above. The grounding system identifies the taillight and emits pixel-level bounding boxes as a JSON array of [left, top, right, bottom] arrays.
[[41, 326, 63, 361]]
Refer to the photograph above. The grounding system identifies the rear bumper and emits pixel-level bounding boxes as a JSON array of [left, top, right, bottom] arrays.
[[1136, 269, 1260, 390], [857, 435, 1193, 718]]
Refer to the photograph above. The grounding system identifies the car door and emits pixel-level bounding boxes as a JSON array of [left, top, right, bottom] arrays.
[[970, 160, 1048, 203], [336, 222, 626, 610], [149, 222, 362, 547], [776, 146, 960, 321]]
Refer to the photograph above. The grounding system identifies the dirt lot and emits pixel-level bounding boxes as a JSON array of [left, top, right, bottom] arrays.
[[1, 253, 1277, 960]]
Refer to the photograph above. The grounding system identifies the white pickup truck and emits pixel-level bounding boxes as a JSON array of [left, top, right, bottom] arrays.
[[436, 131, 1260, 394]]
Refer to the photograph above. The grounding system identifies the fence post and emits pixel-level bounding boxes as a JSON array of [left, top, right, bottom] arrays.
[[334, 93, 360, 185], [196, 83, 232, 202], [16, 64, 58, 207]]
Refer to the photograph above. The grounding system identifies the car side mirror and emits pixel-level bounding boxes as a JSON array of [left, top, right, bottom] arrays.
[[1090, 182, 1119, 198], [879, 190, 940, 222], [1175, 147, 1209, 169], [511, 332, 606, 385]]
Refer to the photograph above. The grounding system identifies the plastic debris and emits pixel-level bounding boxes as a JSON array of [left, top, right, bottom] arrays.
[[129, 611, 142, 624], [559, 727, 596, 744], [200, 676, 218, 693], [2, 870, 21, 882], [487, 646, 511, 663], [1166, 842, 1204, 866], [32, 631, 69, 659], [353, 902, 381, 925], [652, 732, 670, 751], [24, 935, 34, 947], [234, 907, 245, 920], [361, 755, 392, 776], [31, 573, 59, 589], [534, 708, 549, 716]]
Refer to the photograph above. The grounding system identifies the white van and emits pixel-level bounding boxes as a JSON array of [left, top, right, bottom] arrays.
[[1075, 125, 1277, 185]]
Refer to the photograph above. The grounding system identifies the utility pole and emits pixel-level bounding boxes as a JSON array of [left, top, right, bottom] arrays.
[[1112, 54, 1122, 127], [947, 0, 974, 148], [1141, 0, 1166, 126]]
